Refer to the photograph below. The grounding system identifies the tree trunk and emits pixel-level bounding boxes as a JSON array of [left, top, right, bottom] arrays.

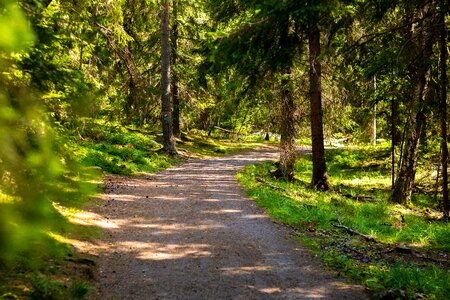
[[160, 1, 176, 155], [439, 0, 449, 217], [171, 0, 180, 137], [391, 100, 427, 205], [373, 77, 377, 145], [391, 95, 397, 189], [391, 5, 436, 205], [278, 69, 296, 181], [308, 24, 329, 191]]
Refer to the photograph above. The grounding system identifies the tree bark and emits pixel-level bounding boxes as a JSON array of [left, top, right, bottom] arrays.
[[171, 0, 180, 137], [391, 4, 436, 205], [373, 77, 377, 145], [160, 1, 176, 155], [391, 95, 397, 189], [278, 69, 296, 181], [308, 24, 329, 191], [439, 0, 449, 217]]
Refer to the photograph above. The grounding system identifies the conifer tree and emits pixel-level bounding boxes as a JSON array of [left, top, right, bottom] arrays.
[[160, 1, 177, 155]]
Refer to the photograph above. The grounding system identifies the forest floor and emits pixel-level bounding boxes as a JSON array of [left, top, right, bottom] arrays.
[[74, 146, 369, 299]]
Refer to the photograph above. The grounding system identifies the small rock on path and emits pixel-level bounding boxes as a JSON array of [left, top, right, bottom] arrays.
[[85, 147, 368, 299]]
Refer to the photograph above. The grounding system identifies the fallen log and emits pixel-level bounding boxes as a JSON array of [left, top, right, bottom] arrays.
[[332, 222, 378, 243]]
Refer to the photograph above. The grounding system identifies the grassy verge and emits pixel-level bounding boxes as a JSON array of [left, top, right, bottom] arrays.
[[237, 143, 450, 299]]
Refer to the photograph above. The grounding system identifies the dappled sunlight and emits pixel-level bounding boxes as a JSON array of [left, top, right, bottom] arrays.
[[250, 283, 355, 298], [243, 214, 268, 219], [256, 287, 282, 294], [131, 222, 226, 233], [245, 285, 330, 298], [105, 240, 213, 261], [102, 193, 143, 202], [152, 195, 186, 201], [202, 209, 242, 214], [70, 211, 120, 229], [203, 198, 220, 202], [220, 265, 274, 275], [133, 242, 212, 260], [339, 177, 390, 187]]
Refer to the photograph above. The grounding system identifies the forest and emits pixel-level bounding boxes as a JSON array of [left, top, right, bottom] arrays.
[[0, 0, 449, 299]]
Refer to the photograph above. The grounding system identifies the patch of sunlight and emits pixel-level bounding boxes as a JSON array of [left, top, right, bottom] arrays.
[[132, 223, 225, 232], [243, 214, 267, 219], [103, 194, 142, 202], [202, 209, 242, 214], [0, 191, 18, 203], [47, 231, 73, 244], [258, 287, 282, 294], [339, 176, 390, 189], [54, 203, 81, 218], [117, 241, 212, 260], [220, 265, 273, 275], [410, 242, 429, 248], [69, 210, 120, 229]]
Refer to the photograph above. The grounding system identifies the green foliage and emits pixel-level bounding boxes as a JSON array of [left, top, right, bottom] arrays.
[[0, 3, 96, 299], [30, 276, 65, 300], [69, 281, 92, 299], [29, 276, 91, 300], [0, 0, 94, 265], [383, 264, 450, 299], [237, 144, 450, 298], [0, 1, 34, 51], [74, 121, 175, 174]]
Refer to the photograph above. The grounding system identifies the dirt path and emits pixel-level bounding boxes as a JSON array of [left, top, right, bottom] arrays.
[[82, 147, 368, 299]]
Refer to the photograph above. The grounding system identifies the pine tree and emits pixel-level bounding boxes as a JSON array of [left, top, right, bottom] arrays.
[[160, 1, 177, 155]]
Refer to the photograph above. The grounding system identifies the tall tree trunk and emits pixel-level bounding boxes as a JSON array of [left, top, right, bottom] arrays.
[[160, 1, 176, 155], [278, 69, 296, 181], [171, 0, 180, 137], [391, 96, 427, 205], [391, 5, 436, 205], [308, 24, 329, 191], [439, 0, 449, 217], [373, 76, 377, 145], [391, 95, 398, 189]]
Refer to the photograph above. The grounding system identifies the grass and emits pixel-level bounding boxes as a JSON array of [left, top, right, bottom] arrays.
[[237, 142, 450, 299]]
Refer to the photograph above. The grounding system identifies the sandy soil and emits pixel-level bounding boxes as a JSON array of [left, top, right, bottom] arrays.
[[79, 147, 368, 299]]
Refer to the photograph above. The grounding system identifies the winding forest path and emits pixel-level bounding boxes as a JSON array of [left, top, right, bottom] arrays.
[[82, 147, 368, 299]]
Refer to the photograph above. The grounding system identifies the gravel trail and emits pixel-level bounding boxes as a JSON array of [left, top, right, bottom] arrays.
[[85, 148, 368, 299]]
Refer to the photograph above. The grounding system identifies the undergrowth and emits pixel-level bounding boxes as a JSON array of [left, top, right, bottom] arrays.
[[237, 143, 450, 299], [75, 120, 262, 175]]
